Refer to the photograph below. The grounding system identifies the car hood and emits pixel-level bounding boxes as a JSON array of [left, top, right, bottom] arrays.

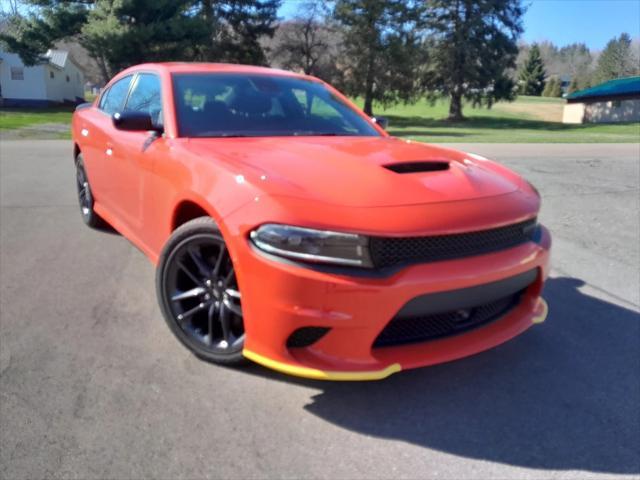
[[183, 136, 529, 207]]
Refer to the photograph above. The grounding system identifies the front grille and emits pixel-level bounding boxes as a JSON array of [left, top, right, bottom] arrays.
[[373, 290, 523, 348], [370, 218, 537, 269]]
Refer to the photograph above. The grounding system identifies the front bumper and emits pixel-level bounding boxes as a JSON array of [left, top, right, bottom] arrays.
[[232, 220, 551, 381]]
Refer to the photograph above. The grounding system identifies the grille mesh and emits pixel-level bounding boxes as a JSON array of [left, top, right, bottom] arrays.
[[373, 291, 522, 348], [370, 218, 537, 269]]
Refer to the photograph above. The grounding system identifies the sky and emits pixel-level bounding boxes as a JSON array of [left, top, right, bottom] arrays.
[[1, 0, 638, 51], [521, 0, 640, 50], [279, 0, 640, 51]]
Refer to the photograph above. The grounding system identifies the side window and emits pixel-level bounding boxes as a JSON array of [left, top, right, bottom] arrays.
[[125, 73, 162, 126], [11, 67, 24, 80], [99, 76, 133, 115]]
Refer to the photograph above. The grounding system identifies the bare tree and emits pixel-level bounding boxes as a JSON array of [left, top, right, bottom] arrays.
[[1, 0, 20, 17], [271, 1, 335, 76]]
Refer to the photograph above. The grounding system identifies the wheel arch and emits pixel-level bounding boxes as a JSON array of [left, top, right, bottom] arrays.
[[171, 198, 220, 232], [73, 143, 81, 160]]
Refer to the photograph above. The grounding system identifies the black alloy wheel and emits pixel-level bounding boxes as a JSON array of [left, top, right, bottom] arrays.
[[157, 217, 245, 364]]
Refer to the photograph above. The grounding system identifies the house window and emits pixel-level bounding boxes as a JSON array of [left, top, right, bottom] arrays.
[[66, 75, 70, 82], [10, 67, 24, 80], [49, 71, 54, 79]]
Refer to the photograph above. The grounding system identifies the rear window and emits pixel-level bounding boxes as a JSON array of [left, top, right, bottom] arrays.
[[172, 73, 379, 138]]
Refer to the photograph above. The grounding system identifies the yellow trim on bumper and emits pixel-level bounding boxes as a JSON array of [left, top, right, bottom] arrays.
[[243, 349, 401, 381], [532, 298, 548, 324]]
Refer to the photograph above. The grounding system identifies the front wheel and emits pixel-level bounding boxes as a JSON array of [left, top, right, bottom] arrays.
[[156, 217, 245, 365]]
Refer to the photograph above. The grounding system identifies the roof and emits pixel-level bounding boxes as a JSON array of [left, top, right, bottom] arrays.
[[118, 62, 308, 80], [0, 48, 82, 73], [567, 76, 640, 102], [43, 49, 69, 69]]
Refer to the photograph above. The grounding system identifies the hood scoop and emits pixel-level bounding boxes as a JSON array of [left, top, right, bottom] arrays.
[[384, 161, 450, 174]]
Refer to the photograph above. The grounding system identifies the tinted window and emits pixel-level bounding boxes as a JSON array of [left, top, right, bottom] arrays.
[[99, 76, 132, 115], [125, 73, 162, 126], [172, 73, 380, 138]]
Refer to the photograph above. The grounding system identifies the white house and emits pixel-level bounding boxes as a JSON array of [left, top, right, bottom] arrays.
[[0, 49, 85, 106]]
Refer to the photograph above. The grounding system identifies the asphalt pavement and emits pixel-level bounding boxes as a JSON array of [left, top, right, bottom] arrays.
[[1, 140, 639, 479]]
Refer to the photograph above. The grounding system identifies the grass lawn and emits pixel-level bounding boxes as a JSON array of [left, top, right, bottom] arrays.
[[0, 107, 74, 130], [1, 96, 638, 143], [358, 96, 640, 143]]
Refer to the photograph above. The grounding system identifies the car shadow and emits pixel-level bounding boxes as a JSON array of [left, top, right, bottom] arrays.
[[383, 115, 640, 136], [387, 129, 470, 138], [242, 277, 640, 474]]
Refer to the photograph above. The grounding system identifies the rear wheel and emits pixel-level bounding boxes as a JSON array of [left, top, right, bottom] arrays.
[[156, 217, 245, 365], [75, 154, 103, 228]]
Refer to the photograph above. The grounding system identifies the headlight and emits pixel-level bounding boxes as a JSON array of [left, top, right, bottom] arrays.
[[250, 224, 373, 268]]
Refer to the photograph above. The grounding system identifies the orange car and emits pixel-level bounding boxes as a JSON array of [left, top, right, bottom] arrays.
[[72, 63, 550, 381]]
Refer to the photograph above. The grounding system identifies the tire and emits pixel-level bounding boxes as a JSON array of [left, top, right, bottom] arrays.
[[75, 153, 103, 228], [156, 216, 245, 365]]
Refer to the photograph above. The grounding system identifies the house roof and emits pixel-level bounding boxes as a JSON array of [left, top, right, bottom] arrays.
[[43, 49, 70, 69], [567, 76, 640, 102]]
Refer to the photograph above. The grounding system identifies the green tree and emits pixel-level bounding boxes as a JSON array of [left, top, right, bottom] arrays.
[[333, 0, 426, 116], [541, 76, 561, 97], [578, 74, 593, 90], [550, 77, 562, 97], [567, 77, 580, 94], [593, 33, 639, 84], [0, 0, 280, 81], [541, 76, 553, 97], [201, 0, 281, 65], [423, 0, 524, 121], [0, 2, 89, 66], [518, 43, 546, 96]]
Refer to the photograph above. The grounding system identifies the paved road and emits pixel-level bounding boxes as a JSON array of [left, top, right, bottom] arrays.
[[1, 140, 639, 479]]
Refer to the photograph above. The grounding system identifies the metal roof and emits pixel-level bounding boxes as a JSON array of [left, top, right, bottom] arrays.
[[43, 49, 69, 69], [567, 76, 640, 102]]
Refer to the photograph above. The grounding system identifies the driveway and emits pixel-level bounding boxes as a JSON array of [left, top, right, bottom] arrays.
[[1, 140, 638, 479]]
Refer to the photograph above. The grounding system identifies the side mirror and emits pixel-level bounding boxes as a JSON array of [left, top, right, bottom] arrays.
[[372, 116, 388, 130], [113, 111, 163, 133]]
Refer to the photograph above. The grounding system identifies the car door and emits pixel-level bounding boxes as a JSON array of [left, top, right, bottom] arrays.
[[80, 75, 133, 211], [107, 72, 164, 236]]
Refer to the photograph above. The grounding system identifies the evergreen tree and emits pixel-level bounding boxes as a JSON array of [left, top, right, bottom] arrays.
[[201, 0, 281, 65], [593, 33, 639, 84], [541, 76, 562, 97], [550, 78, 562, 97], [541, 76, 554, 97], [0, 0, 280, 81], [423, 0, 524, 121], [578, 75, 593, 90], [333, 0, 426, 116], [519, 44, 546, 96], [568, 77, 580, 94]]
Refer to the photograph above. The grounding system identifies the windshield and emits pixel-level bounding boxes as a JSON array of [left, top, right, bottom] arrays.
[[172, 73, 380, 138]]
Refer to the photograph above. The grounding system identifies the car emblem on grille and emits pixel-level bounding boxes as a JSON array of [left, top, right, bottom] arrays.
[[456, 309, 472, 320]]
